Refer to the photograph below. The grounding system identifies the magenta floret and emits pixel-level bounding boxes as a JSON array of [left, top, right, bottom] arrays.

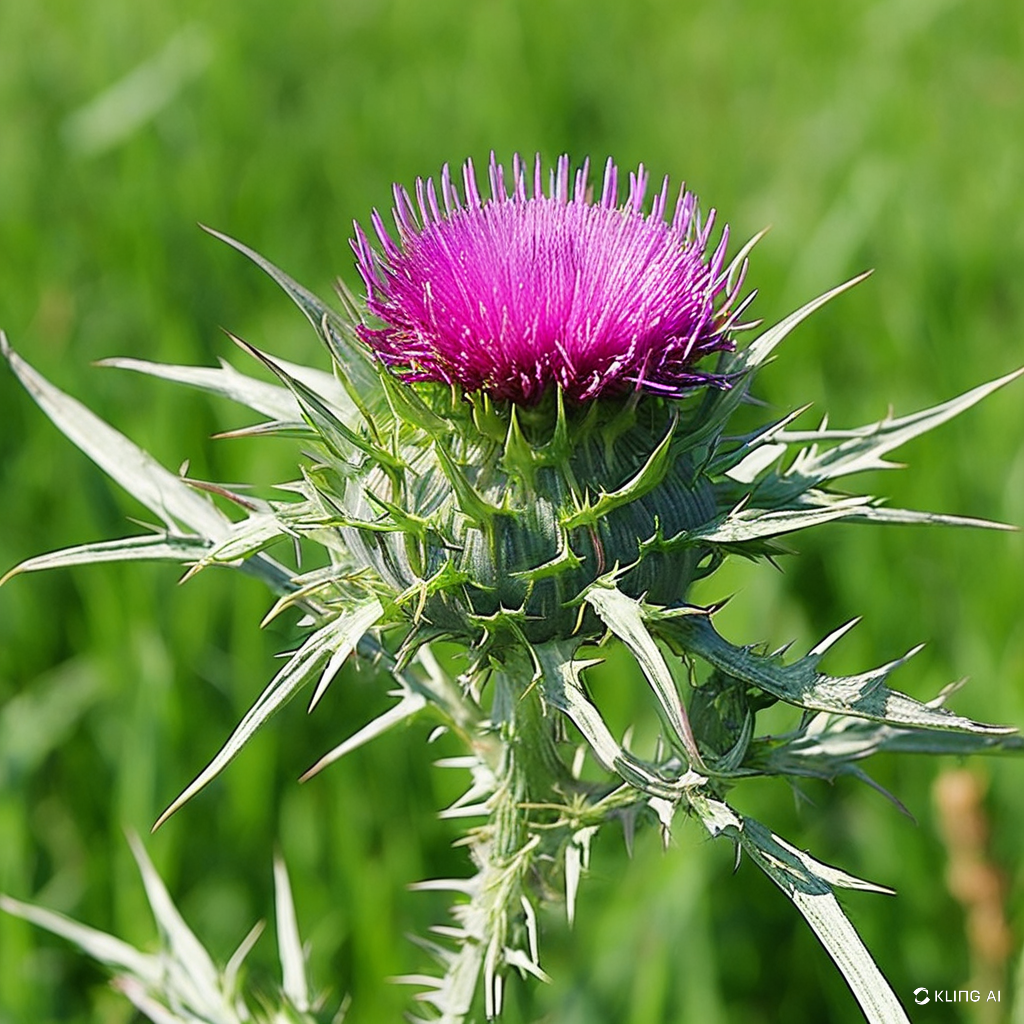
[[352, 154, 752, 405]]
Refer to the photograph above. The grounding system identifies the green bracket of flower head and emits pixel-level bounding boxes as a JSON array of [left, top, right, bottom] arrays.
[[509, 530, 584, 584], [377, 363, 451, 440], [561, 415, 678, 531], [499, 389, 580, 484], [364, 488, 434, 541], [501, 405, 539, 487], [468, 390, 512, 443], [396, 559, 473, 623], [432, 440, 508, 529], [548, 386, 573, 461]]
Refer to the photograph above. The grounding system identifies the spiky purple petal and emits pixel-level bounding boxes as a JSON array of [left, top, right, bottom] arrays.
[[352, 154, 748, 405]]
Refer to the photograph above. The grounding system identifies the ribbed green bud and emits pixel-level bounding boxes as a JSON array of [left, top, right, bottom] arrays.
[[354, 393, 718, 643]]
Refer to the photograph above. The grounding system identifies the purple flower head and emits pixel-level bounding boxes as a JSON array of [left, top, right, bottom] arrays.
[[352, 154, 753, 405]]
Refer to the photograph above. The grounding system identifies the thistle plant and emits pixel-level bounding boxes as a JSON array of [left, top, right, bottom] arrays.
[[1, 837, 346, 1024], [2, 153, 1021, 1024]]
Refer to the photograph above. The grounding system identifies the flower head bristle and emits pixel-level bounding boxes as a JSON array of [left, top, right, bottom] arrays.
[[352, 153, 749, 405]]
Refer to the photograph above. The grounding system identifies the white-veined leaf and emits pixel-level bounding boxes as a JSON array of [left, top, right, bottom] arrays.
[[127, 833, 229, 1018], [100, 353, 358, 427], [0, 894, 161, 985], [2, 533, 210, 585], [300, 692, 427, 781], [2, 335, 299, 598], [691, 796, 909, 1024], [659, 612, 1014, 735], [273, 855, 310, 1012], [584, 586, 704, 768], [98, 356, 299, 421], [154, 599, 383, 827], [202, 227, 386, 416], [681, 498, 868, 546], [2, 333, 226, 538], [780, 367, 1024, 484], [536, 641, 704, 799]]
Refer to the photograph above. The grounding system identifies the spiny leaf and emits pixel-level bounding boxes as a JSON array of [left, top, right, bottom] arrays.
[[126, 833, 225, 1013], [671, 496, 869, 548], [659, 611, 1015, 736], [741, 272, 873, 373], [679, 274, 871, 453], [231, 335, 403, 472], [273, 856, 310, 1013], [154, 599, 383, 828], [706, 405, 810, 478], [183, 513, 290, 578], [300, 692, 427, 781], [2, 333, 226, 539], [1, 533, 210, 585], [101, 352, 361, 436], [841, 505, 1014, 530], [0, 894, 161, 985], [752, 709, 1024, 782], [779, 367, 1024, 486], [212, 419, 313, 441], [201, 226, 385, 412], [584, 585, 704, 769], [535, 641, 704, 799], [97, 356, 300, 422], [690, 796, 909, 1024], [3, 839, 332, 1024], [2, 335, 299, 599]]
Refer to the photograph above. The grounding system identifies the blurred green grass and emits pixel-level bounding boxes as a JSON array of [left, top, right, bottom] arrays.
[[1, 1, 1023, 1021]]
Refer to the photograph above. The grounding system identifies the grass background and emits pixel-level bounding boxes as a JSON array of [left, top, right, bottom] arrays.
[[1, 0, 1023, 1021]]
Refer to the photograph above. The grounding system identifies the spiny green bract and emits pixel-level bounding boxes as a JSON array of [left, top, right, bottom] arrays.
[[322, 382, 719, 645]]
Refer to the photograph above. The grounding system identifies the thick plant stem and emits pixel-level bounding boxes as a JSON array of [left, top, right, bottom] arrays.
[[423, 656, 565, 1023]]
